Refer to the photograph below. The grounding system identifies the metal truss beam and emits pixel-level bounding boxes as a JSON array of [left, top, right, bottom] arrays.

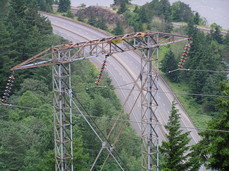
[[10, 31, 189, 71]]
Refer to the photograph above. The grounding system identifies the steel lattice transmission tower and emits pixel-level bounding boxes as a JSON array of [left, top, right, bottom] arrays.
[[10, 31, 190, 171]]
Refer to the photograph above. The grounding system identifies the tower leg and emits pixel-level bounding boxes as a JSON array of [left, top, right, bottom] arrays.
[[53, 51, 73, 171], [141, 35, 159, 171]]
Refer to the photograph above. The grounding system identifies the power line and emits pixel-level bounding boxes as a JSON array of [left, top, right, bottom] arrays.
[[85, 84, 229, 98], [1, 102, 229, 133], [158, 91, 229, 98], [0, 103, 51, 112], [1, 86, 228, 99], [85, 81, 136, 91], [167, 68, 229, 74]]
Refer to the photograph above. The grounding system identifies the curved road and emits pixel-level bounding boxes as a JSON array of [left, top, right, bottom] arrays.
[[172, 22, 228, 35], [41, 13, 201, 146]]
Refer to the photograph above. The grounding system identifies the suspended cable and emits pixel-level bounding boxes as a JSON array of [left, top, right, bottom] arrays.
[[1, 103, 229, 133], [167, 68, 229, 74], [0, 103, 51, 112], [85, 85, 229, 98]]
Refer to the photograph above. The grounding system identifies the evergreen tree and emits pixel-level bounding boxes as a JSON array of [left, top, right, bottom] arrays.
[[186, 20, 198, 37], [87, 10, 97, 27], [160, 102, 199, 170], [133, 5, 139, 13], [113, 0, 121, 6], [222, 32, 229, 63], [146, 0, 161, 17], [113, 0, 131, 6], [35, 0, 54, 12], [210, 23, 223, 44], [77, 12, 85, 22], [96, 17, 108, 31], [7, 0, 52, 60], [224, 31, 229, 45], [113, 21, 124, 35], [66, 9, 74, 18], [193, 12, 200, 25], [58, 0, 70, 12], [0, 0, 9, 19], [161, 49, 179, 82], [196, 82, 229, 170], [183, 26, 226, 105], [4, 0, 52, 90], [158, 0, 171, 21], [171, 1, 193, 22], [200, 40, 226, 111], [0, 21, 15, 92], [138, 7, 149, 23], [72, 137, 89, 170], [0, 124, 27, 170], [133, 22, 143, 32], [117, 0, 128, 14]]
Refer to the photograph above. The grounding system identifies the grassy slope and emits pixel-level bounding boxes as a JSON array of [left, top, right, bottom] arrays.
[[159, 43, 212, 128]]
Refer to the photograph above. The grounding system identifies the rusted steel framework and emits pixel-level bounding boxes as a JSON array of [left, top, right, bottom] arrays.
[[11, 31, 190, 171], [11, 31, 188, 71]]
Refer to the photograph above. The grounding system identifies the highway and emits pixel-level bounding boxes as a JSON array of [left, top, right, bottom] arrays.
[[41, 12, 201, 146]]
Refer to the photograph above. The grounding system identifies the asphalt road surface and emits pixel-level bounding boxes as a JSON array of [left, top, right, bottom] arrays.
[[41, 13, 201, 146]]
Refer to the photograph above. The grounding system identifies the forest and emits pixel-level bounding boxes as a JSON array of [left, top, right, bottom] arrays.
[[0, 0, 228, 170]]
